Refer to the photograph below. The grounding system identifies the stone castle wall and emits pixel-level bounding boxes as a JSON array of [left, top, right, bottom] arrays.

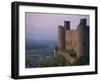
[[57, 19, 89, 59]]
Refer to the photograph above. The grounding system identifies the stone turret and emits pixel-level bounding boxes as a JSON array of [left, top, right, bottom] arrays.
[[64, 21, 70, 30], [58, 25, 65, 49], [77, 19, 89, 58], [79, 19, 87, 27]]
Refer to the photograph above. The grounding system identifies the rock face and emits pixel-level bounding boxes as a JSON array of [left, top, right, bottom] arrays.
[[55, 19, 89, 64], [54, 49, 77, 64]]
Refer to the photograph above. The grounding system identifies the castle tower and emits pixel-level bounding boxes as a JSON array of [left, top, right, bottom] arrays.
[[64, 21, 70, 30], [58, 25, 65, 49], [77, 19, 89, 58], [79, 19, 86, 27]]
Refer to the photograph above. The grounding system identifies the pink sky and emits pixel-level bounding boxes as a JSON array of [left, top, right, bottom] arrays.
[[25, 12, 89, 40]]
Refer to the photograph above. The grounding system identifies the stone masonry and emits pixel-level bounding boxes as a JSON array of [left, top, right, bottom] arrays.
[[54, 19, 89, 64]]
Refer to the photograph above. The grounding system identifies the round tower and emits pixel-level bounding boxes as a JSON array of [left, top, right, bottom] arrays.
[[77, 19, 89, 58], [79, 19, 86, 27], [58, 25, 65, 49], [64, 21, 70, 30]]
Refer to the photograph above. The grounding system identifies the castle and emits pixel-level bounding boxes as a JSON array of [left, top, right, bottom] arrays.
[[54, 19, 89, 64]]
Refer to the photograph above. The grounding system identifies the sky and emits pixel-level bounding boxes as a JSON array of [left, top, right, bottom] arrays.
[[25, 12, 89, 41]]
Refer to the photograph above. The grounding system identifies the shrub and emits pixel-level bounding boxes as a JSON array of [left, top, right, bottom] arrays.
[[72, 57, 89, 65], [39, 55, 70, 67]]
